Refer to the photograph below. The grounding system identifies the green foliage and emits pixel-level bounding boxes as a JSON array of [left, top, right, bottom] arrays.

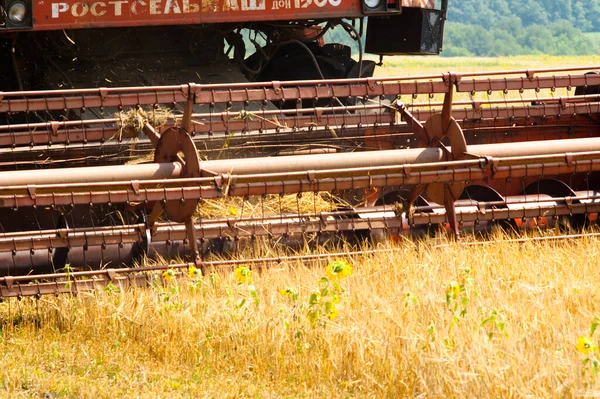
[[577, 317, 600, 385], [306, 276, 343, 327], [448, 0, 600, 33], [445, 267, 474, 323], [443, 1, 600, 56], [323, 1, 600, 57], [444, 19, 599, 57], [480, 309, 508, 340]]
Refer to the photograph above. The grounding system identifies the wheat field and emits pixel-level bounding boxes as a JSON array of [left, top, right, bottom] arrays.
[[375, 54, 600, 77], [375, 54, 600, 107], [1, 232, 600, 398], [2, 56, 600, 398]]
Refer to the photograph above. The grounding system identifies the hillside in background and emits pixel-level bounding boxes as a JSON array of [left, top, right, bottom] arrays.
[[444, 0, 600, 56], [449, 0, 600, 32], [318, 1, 600, 57]]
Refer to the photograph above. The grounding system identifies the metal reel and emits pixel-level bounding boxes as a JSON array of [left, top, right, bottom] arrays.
[[154, 127, 201, 223]]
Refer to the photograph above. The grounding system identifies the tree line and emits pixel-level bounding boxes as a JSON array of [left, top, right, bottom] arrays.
[[444, 0, 600, 56]]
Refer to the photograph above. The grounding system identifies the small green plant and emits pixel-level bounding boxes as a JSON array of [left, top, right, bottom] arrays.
[[577, 317, 600, 382], [187, 265, 204, 291], [279, 287, 299, 302], [157, 285, 183, 313], [427, 322, 437, 343], [103, 282, 120, 294], [445, 267, 476, 346], [233, 266, 252, 285], [404, 291, 418, 308], [162, 269, 176, 283], [235, 285, 259, 309], [62, 263, 74, 289], [306, 260, 352, 327], [446, 267, 475, 323], [231, 266, 259, 309], [480, 309, 509, 340]]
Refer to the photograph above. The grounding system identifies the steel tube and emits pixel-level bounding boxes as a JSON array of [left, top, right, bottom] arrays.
[[0, 162, 182, 186], [0, 160, 596, 209], [1, 155, 600, 210], [0, 135, 587, 187], [200, 137, 600, 175]]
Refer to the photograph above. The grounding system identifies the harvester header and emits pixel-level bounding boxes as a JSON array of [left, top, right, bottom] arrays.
[[0, 65, 600, 298], [4, 0, 598, 300]]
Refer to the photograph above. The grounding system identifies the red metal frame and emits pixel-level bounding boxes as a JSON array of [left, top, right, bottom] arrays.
[[19, 0, 434, 31]]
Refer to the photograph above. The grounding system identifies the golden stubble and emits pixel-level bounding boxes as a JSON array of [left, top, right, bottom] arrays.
[[0, 231, 599, 398]]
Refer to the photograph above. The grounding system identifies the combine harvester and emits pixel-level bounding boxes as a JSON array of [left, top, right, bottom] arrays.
[[1, 0, 600, 297]]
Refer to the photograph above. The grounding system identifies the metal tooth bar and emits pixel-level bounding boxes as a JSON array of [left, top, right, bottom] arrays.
[[2, 63, 598, 99], [411, 101, 600, 124], [0, 101, 381, 134], [0, 206, 400, 252], [0, 273, 159, 298], [11, 118, 596, 171], [460, 116, 598, 131], [406, 93, 600, 108], [0, 126, 120, 147], [0, 160, 598, 217], [2, 198, 599, 271], [4, 222, 600, 299], [2, 70, 600, 113], [2, 144, 600, 208], [0, 112, 395, 148], [0, 92, 594, 135], [5, 187, 599, 252], [3, 100, 600, 151], [165, 201, 600, 240], [0, 248, 401, 298], [156, 202, 599, 241], [0, 81, 436, 113], [0, 227, 144, 252], [454, 75, 600, 93]]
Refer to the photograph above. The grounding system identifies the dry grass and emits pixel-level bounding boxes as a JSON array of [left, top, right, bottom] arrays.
[[196, 192, 347, 219], [1, 233, 600, 398], [116, 106, 173, 139], [373, 54, 600, 110], [375, 54, 600, 77]]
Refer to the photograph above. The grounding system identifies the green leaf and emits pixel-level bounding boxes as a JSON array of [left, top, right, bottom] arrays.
[[307, 310, 319, 327], [248, 285, 260, 306], [248, 285, 257, 296], [309, 293, 319, 305], [235, 298, 246, 309], [480, 317, 492, 327], [591, 317, 600, 336]]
